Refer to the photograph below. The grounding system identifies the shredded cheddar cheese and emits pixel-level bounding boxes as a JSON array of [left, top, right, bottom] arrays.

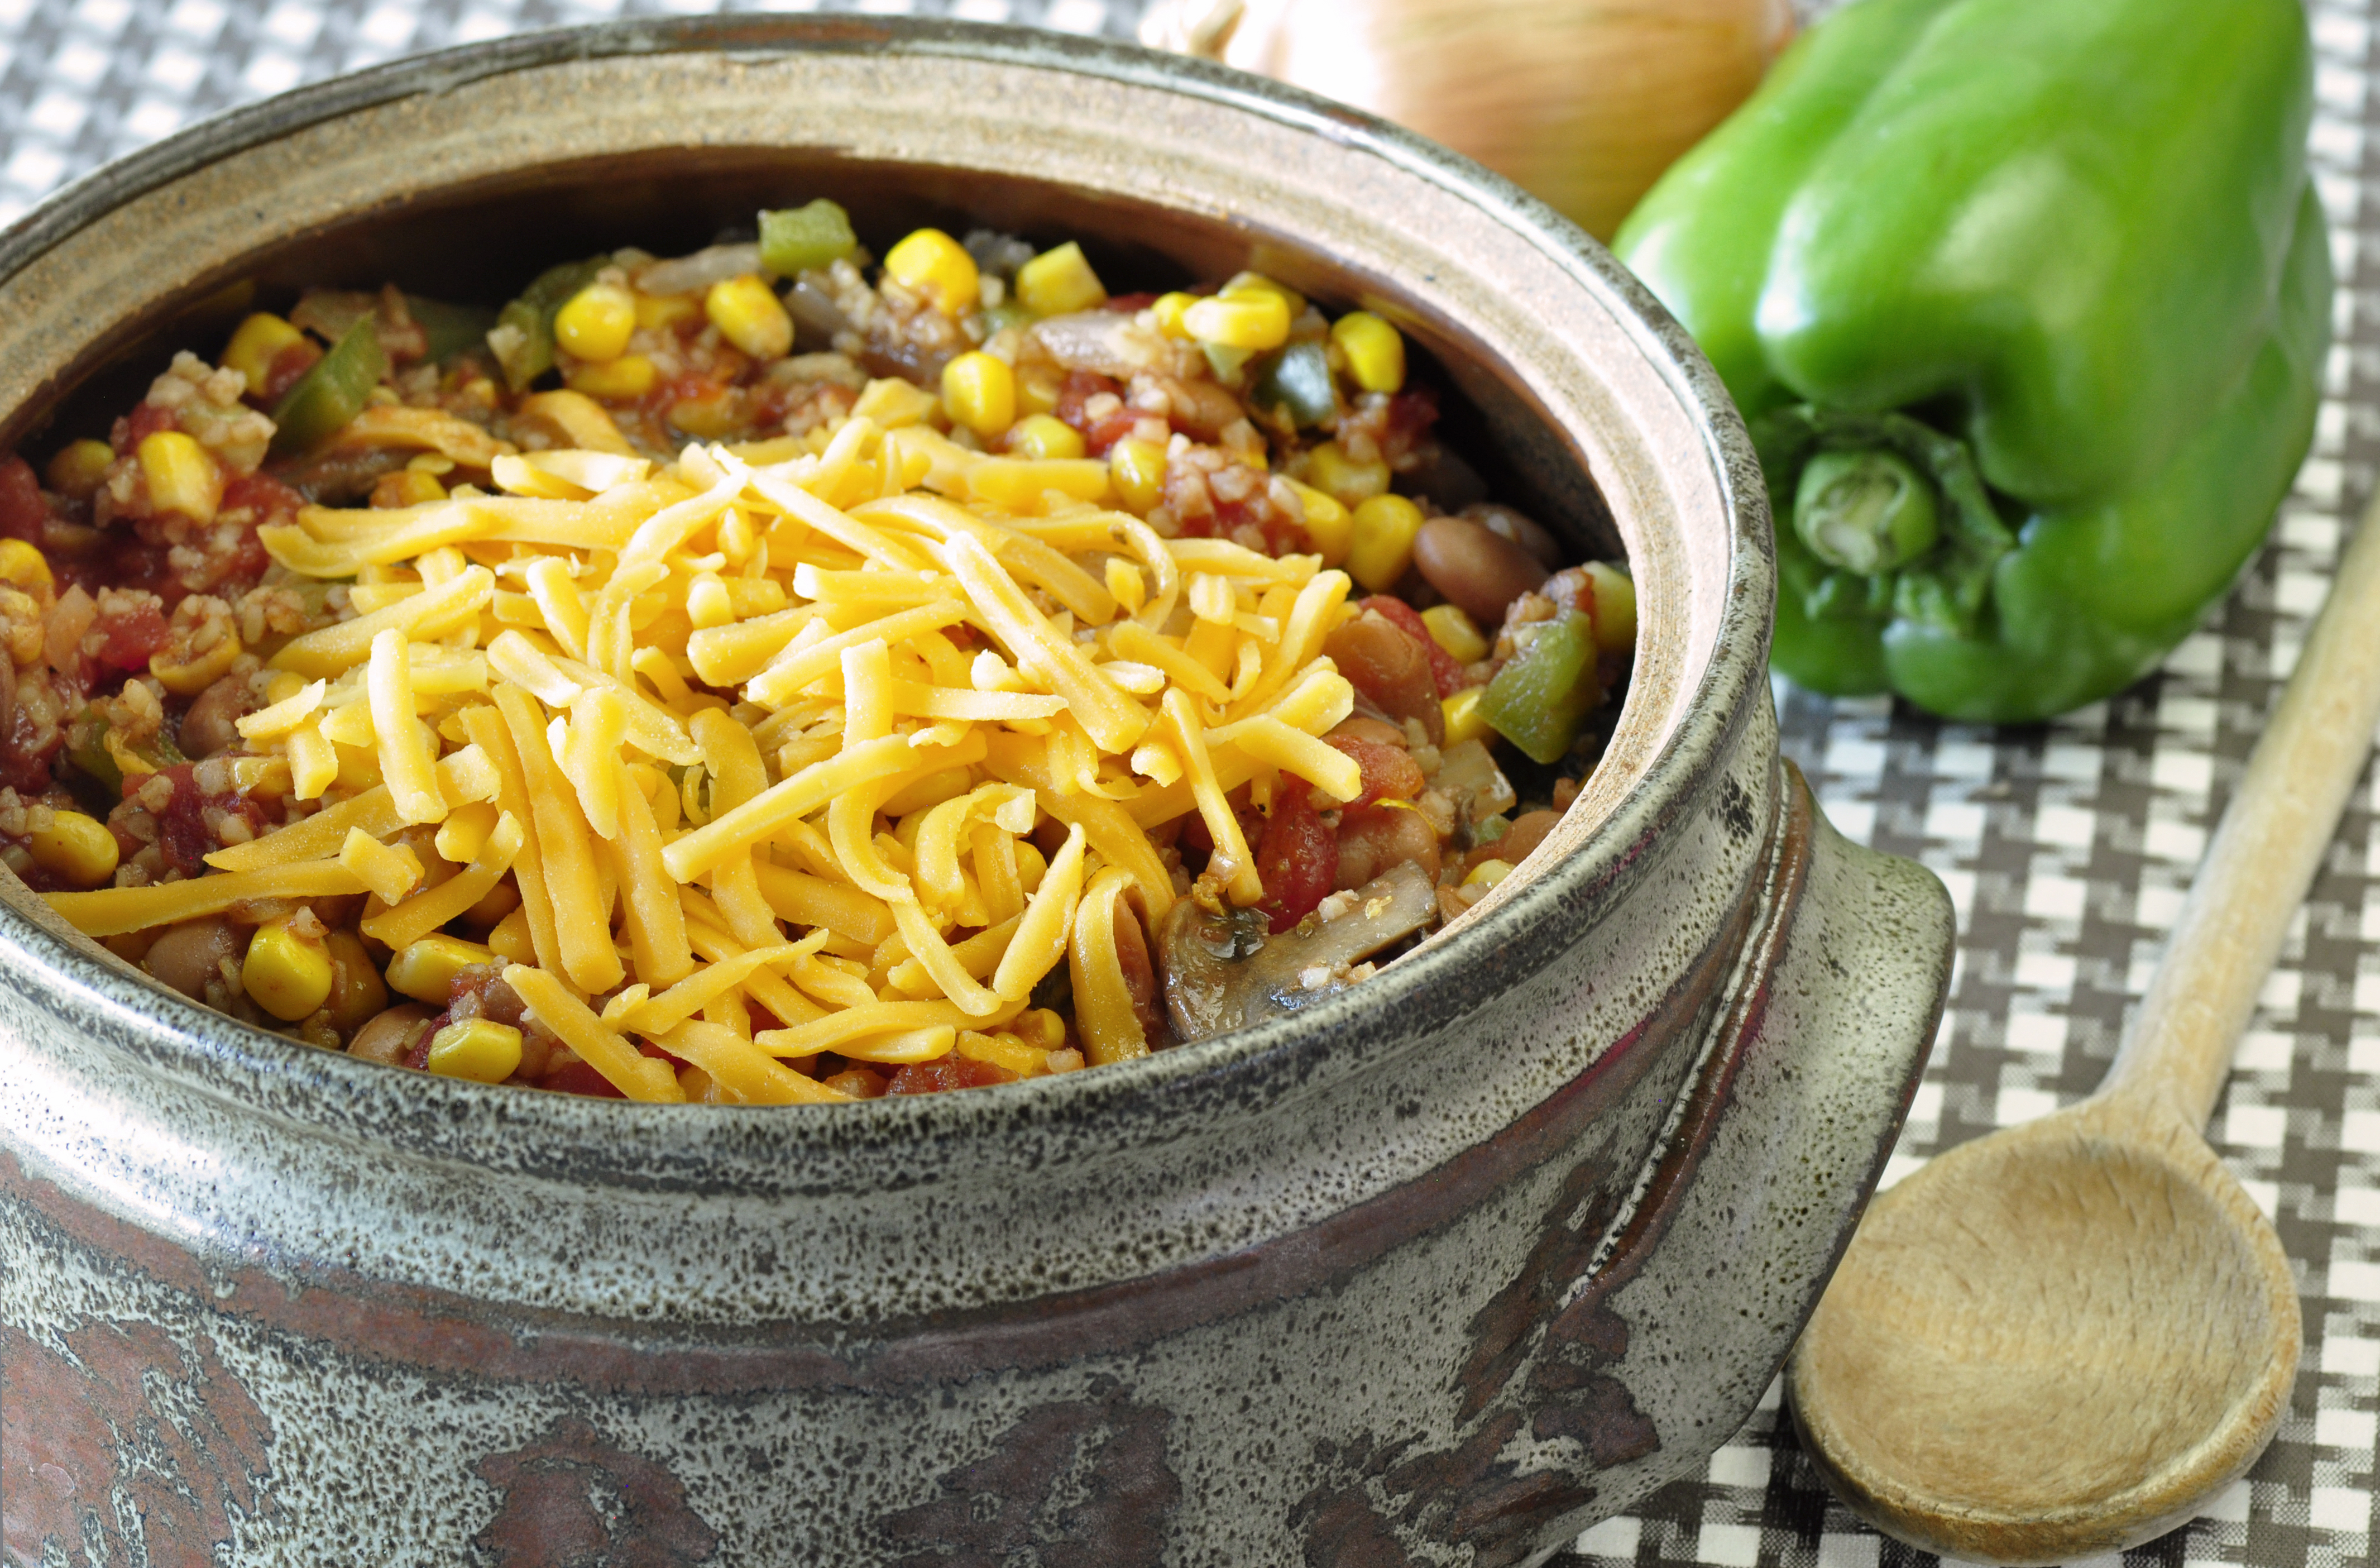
[[46, 400, 1373, 1095]]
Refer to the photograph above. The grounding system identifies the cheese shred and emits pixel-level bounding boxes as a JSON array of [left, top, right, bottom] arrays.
[[49, 411, 1373, 1098]]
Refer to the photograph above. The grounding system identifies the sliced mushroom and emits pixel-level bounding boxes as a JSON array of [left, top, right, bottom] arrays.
[[1159, 861, 1438, 1043]]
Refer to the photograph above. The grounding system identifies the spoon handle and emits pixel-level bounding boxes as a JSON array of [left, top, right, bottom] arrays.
[[2103, 493, 2380, 1131]]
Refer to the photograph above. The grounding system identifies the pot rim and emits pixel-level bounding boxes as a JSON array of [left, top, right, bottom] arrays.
[[0, 16, 1774, 1164]]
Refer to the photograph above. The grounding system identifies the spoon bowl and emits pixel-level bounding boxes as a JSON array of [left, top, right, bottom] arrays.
[[1789, 1096, 2298, 1563]]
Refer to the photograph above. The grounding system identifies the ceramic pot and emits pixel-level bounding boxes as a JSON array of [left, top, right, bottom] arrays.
[[0, 20, 1952, 1567]]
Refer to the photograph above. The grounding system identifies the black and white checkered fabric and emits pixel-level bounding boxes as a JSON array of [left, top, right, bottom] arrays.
[[4, 1, 2378, 1564]]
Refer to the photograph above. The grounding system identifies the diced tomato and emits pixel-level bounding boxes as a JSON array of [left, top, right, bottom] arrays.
[[1362, 595, 1466, 697], [1081, 408, 1141, 457], [92, 596, 169, 673], [221, 470, 305, 526], [1257, 786, 1338, 934], [404, 1012, 449, 1072], [1381, 387, 1439, 459], [0, 698, 64, 796], [0, 457, 45, 544], [259, 341, 322, 405], [1325, 733, 1425, 810], [113, 402, 176, 456], [543, 1059, 628, 1099], [146, 763, 213, 876], [887, 1055, 1020, 1094], [1055, 370, 1122, 432], [1105, 292, 1158, 313]]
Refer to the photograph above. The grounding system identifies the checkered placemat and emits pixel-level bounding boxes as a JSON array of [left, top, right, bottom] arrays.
[[6, 1, 2379, 1564]]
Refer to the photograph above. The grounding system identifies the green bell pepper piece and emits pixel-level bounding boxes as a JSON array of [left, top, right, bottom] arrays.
[[67, 705, 185, 800], [1615, 0, 2329, 722], [268, 316, 387, 456], [1480, 611, 1602, 765], [404, 294, 500, 364], [759, 199, 859, 276], [490, 257, 608, 393], [1249, 340, 1339, 430]]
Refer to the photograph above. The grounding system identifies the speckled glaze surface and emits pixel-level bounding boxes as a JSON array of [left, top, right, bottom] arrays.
[[0, 21, 1953, 1566]]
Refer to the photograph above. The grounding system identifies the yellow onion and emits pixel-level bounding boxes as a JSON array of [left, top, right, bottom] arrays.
[[1143, 0, 1794, 241]]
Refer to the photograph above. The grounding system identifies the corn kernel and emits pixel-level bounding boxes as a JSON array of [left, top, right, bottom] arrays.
[[385, 933, 496, 1005], [635, 291, 702, 332], [1222, 271, 1306, 319], [1421, 604, 1489, 665], [150, 625, 242, 696], [1583, 561, 1637, 655], [1463, 857, 1516, 890], [883, 228, 980, 316], [703, 274, 794, 361], [245, 915, 334, 1022], [1182, 292, 1290, 352], [425, 1017, 524, 1083], [1285, 480, 1350, 566], [44, 439, 114, 501], [1150, 292, 1197, 338], [1016, 241, 1108, 317], [0, 539, 54, 598], [1021, 1007, 1067, 1048], [1017, 365, 1064, 418], [222, 312, 307, 397], [554, 281, 637, 362], [1442, 686, 1493, 747], [942, 352, 1017, 438], [565, 354, 658, 401], [1331, 310, 1405, 394], [1109, 437, 1167, 514], [138, 431, 222, 525], [1008, 413, 1086, 462], [1302, 441, 1390, 508], [1347, 494, 1425, 591], [28, 810, 117, 889]]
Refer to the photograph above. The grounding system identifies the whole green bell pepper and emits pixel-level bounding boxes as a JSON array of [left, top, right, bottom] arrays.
[[1614, 0, 2330, 722]]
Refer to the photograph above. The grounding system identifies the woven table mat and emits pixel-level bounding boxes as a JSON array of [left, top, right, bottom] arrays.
[[5, 1, 2378, 1564]]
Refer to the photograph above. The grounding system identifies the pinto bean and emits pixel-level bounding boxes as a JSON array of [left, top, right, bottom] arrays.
[[1327, 716, 1407, 749], [1333, 804, 1442, 891], [176, 672, 251, 759], [1136, 374, 1243, 441], [1469, 809, 1562, 874], [1461, 502, 1565, 568], [348, 1003, 432, 1066], [1323, 614, 1443, 744], [1414, 516, 1550, 626], [143, 916, 242, 1000]]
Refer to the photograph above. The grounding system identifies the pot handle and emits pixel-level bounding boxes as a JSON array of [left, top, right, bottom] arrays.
[[1512, 763, 1953, 1561]]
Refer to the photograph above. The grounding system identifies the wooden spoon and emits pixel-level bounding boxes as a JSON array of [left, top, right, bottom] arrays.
[[1787, 498, 2380, 1564]]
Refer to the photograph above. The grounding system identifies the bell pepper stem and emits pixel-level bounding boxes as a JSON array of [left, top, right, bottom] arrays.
[[1794, 448, 1940, 573], [1751, 404, 2017, 639]]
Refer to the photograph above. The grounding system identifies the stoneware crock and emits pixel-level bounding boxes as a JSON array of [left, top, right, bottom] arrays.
[[0, 18, 1953, 1566]]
